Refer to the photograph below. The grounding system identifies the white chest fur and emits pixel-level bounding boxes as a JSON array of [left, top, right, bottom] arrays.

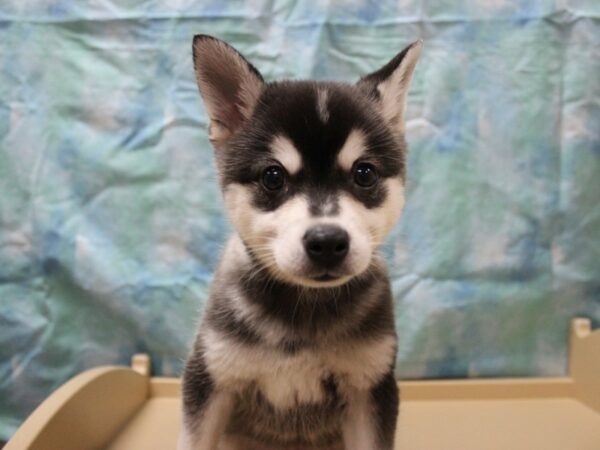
[[203, 329, 396, 410]]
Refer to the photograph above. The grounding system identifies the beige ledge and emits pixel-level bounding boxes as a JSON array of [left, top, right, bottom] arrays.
[[6, 318, 600, 450]]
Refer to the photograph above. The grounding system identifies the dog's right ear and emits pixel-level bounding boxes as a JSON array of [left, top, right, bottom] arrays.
[[192, 35, 264, 147], [357, 40, 422, 137]]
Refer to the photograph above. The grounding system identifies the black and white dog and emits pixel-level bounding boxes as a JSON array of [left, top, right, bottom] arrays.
[[179, 35, 422, 450]]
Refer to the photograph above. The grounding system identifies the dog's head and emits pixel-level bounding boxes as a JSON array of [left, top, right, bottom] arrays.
[[192, 35, 421, 288]]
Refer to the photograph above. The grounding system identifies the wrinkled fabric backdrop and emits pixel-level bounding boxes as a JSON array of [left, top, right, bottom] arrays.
[[1, 0, 599, 440]]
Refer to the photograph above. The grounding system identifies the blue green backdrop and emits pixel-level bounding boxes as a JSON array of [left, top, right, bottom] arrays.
[[1, 0, 599, 440]]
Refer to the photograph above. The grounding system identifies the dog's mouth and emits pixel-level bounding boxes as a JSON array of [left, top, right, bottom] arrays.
[[310, 269, 353, 283], [312, 273, 338, 282], [298, 270, 356, 288], [271, 265, 356, 288]]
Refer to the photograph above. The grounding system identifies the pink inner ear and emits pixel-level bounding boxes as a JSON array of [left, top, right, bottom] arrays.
[[202, 72, 261, 140], [193, 37, 264, 141], [201, 66, 245, 129], [216, 102, 243, 136]]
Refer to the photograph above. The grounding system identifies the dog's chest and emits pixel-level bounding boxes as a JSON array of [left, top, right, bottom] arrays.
[[205, 330, 395, 410], [255, 349, 333, 409]]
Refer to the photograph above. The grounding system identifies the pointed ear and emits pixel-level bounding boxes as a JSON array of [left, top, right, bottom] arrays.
[[357, 40, 422, 135], [192, 35, 264, 147]]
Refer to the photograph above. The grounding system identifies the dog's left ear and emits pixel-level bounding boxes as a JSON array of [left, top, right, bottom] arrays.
[[357, 40, 423, 136], [192, 35, 264, 147]]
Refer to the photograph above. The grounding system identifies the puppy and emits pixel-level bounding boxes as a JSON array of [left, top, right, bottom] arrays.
[[179, 35, 422, 450]]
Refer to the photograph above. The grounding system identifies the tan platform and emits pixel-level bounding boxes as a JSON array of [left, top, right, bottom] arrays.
[[6, 318, 600, 450]]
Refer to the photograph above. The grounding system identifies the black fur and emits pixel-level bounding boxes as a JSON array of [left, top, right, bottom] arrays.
[[182, 343, 214, 423], [220, 82, 406, 213], [371, 371, 400, 449], [204, 294, 262, 345], [203, 257, 396, 345], [350, 289, 396, 340], [227, 382, 345, 447], [237, 261, 393, 338]]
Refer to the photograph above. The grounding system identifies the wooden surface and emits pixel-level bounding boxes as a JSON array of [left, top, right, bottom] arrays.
[[5, 368, 147, 450], [6, 318, 600, 450], [102, 393, 600, 450]]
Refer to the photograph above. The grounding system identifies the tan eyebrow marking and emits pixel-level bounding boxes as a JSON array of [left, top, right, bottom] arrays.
[[337, 128, 367, 171], [270, 135, 302, 175]]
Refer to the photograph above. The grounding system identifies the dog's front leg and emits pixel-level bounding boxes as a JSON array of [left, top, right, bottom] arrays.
[[179, 349, 234, 450], [342, 372, 399, 450], [178, 388, 234, 450]]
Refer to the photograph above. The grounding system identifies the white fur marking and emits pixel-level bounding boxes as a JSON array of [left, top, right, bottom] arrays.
[[203, 329, 325, 409], [203, 327, 396, 410], [337, 178, 405, 247], [325, 334, 397, 389], [317, 88, 329, 122], [223, 187, 313, 284], [342, 388, 378, 450], [270, 135, 302, 175], [337, 129, 367, 171], [223, 175, 405, 288]]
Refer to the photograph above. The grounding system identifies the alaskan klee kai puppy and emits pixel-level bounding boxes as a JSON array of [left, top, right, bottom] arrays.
[[179, 35, 422, 450]]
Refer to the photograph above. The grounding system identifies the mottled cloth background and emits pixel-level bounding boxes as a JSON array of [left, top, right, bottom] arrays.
[[1, 0, 599, 440]]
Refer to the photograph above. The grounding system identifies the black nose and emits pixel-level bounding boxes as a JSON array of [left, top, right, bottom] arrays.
[[303, 225, 350, 267]]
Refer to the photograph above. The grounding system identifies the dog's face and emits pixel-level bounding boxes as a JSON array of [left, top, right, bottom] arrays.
[[193, 36, 421, 288]]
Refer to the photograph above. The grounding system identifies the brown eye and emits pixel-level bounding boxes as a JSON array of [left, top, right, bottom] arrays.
[[262, 165, 285, 191], [353, 162, 378, 187]]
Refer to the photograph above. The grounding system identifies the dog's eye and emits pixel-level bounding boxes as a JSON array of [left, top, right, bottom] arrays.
[[353, 163, 378, 187], [262, 165, 285, 191]]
